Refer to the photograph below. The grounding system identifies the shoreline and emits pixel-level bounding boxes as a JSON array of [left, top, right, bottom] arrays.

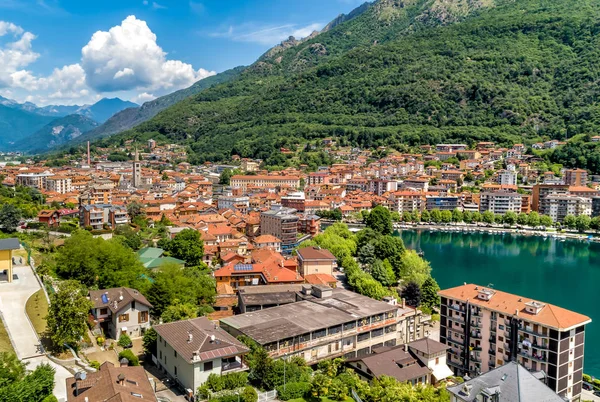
[[324, 220, 600, 243]]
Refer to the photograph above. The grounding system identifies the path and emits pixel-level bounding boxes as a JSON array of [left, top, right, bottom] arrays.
[[0, 264, 71, 401]]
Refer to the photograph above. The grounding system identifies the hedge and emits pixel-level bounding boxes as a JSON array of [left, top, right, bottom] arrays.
[[117, 349, 139, 366], [276, 382, 311, 401]]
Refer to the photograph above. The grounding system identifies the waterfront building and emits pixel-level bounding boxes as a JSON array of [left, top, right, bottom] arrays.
[[220, 286, 428, 364], [545, 195, 592, 222], [439, 284, 591, 401], [478, 192, 522, 215], [532, 184, 569, 214], [425, 195, 460, 211]]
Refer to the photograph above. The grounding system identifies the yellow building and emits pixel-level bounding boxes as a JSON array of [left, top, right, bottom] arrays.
[[0, 239, 20, 283]]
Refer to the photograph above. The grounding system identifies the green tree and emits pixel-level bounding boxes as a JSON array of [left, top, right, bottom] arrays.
[[126, 201, 144, 222], [142, 328, 157, 356], [0, 362, 55, 401], [463, 211, 473, 223], [451, 209, 463, 223], [503, 211, 517, 225], [46, 280, 93, 350], [575, 215, 591, 232], [164, 228, 204, 266], [421, 277, 441, 310], [420, 210, 431, 222], [219, 168, 234, 185], [357, 243, 376, 267], [430, 209, 442, 223], [161, 301, 198, 323], [0, 352, 26, 388], [591, 216, 600, 231], [528, 211, 541, 227], [472, 211, 482, 222], [0, 204, 22, 232], [482, 211, 495, 224], [563, 214, 577, 229], [113, 225, 142, 250], [399, 250, 431, 286], [517, 212, 529, 225], [370, 259, 396, 287], [400, 281, 422, 307], [372, 236, 405, 269], [540, 215, 553, 227], [440, 210, 452, 223], [365, 206, 393, 235]]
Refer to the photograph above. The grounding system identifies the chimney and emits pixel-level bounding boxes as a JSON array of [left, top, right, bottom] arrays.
[[187, 332, 193, 343], [404, 343, 408, 352], [401, 298, 406, 309], [117, 373, 126, 384]]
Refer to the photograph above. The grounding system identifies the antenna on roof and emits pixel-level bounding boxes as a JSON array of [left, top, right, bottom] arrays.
[[210, 335, 216, 343]]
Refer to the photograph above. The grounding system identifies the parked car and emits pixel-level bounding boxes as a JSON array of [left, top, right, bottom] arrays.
[[582, 382, 593, 391]]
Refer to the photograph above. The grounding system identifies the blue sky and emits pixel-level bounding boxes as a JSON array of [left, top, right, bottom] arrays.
[[0, 0, 366, 106]]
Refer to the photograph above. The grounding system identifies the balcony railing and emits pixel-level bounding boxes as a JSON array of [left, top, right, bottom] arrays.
[[447, 337, 464, 347], [489, 337, 496, 344], [518, 351, 547, 363], [470, 321, 481, 329], [470, 354, 482, 363], [470, 309, 482, 317], [519, 326, 548, 338], [448, 315, 465, 324], [222, 359, 247, 372], [448, 304, 465, 313], [532, 343, 549, 351], [470, 332, 482, 340]]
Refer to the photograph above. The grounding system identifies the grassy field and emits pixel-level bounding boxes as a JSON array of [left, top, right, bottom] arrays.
[[0, 316, 15, 354], [25, 289, 48, 337]]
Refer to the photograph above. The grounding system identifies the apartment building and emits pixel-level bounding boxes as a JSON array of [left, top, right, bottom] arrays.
[[296, 246, 337, 277], [564, 169, 588, 187], [80, 204, 128, 230], [220, 286, 429, 364], [16, 172, 54, 189], [439, 284, 591, 401], [546, 195, 592, 222], [497, 169, 517, 186], [369, 179, 398, 196], [479, 192, 522, 215], [532, 184, 569, 214], [230, 175, 300, 191], [260, 206, 299, 252], [426, 195, 460, 211], [217, 195, 249, 211], [45, 175, 73, 194], [389, 191, 424, 213]]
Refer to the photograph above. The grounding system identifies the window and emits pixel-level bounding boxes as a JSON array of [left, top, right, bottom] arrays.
[[435, 357, 440, 365], [159, 350, 162, 359], [119, 313, 129, 322], [174, 350, 177, 358], [131, 301, 135, 309], [139, 311, 149, 323], [100, 308, 108, 315], [174, 366, 178, 376], [204, 361, 213, 371]]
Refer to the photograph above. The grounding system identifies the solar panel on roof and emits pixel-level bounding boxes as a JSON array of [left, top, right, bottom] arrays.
[[101, 294, 108, 304], [234, 264, 253, 272]]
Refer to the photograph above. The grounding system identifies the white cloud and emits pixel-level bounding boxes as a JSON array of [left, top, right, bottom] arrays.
[[0, 21, 23, 36], [0, 22, 40, 88], [210, 22, 324, 46], [134, 92, 155, 103], [81, 15, 215, 94], [152, 2, 166, 10]]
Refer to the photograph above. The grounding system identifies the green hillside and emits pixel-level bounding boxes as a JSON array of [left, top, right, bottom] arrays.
[[101, 0, 600, 171]]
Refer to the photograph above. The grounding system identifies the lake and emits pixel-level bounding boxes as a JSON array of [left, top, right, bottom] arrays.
[[397, 229, 600, 376]]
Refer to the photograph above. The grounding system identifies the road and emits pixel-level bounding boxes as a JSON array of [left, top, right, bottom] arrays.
[[583, 389, 600, 401], [0, 264, 71, 401]]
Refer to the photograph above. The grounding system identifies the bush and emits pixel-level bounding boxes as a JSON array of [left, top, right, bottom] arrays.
[[241, 386, 257, 402], [89, 360, 100, 370], [205, 372, 249, 392], [41, 396, 58, 402], [118, 349, 139, 366], [118, 334, 132, 348], [276, 381, 311, 401]]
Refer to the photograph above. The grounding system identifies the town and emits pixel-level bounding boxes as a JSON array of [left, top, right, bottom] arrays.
[[0, 138, 596, 402]]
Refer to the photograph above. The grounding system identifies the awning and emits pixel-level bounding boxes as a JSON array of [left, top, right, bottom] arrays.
[[121, 327, 127, 331], [432, 364, 454, 382]]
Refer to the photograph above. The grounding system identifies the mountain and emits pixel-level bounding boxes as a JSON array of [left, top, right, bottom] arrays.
[[0, 105, 55, 149], [13, 114, 99, 153], [96, 0, 600, 172], [75, 66, 246, 143], [77, 98, 138, 123]]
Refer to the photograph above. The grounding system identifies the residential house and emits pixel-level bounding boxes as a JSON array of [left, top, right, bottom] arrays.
[[89, 287, 152, 339], [153, 317, 250, 395], [38, 210, 61, 227], [0, 238, 19, 283], [296, 246, 337, 285]]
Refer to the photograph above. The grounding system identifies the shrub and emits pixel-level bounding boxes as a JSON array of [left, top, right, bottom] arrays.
[[96, 336, 105, 345], [276, 382, 311, 401], [241, 386, 257, 402], [89, 360, 101, 370], [118, 333, 132, 348], [118, 349, 139, 366], [205, 372, 249, 392]]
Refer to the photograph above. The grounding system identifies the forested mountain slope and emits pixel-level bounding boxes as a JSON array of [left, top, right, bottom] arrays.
[[101, 0, 600, 170]]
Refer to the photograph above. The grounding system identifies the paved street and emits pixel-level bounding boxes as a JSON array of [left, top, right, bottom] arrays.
[[0, 264, 71, 401]]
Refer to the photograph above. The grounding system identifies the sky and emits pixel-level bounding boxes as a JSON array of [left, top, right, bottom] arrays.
[[0, 0, 367, 107]]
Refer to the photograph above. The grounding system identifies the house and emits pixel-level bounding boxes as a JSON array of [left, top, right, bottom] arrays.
[[89, 287, 152, 339], [296, 246, 337, 278], [0, 238, 20, 283], [153, 317, 250, 395], [37, 210, 60, 227], [137, 247, 185, 269], [252, 234, 281, 252], [447, 361, 563, 402], [66, 361, 157, 401]]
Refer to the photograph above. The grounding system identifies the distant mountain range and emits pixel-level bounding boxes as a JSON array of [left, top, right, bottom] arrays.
[[0, 97, 137, 152]]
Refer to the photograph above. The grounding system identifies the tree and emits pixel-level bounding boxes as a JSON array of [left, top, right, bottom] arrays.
[[575, 215, 591, 233], [164, 228, 204, 266], [142, 328, 158, 356], [420, 210, 431, 222], [357, 243, 376, 267], [0, 352, 26, 388], [365, 206, 393, 235], [451, 209, 463, 223], [113, 225, 142, 250], [440, 210, 452, 223], [0, 361, 55, 401], [219, 168, 234, 185], [161, 301, 198, 323], [482, 211, 495, 224], [503, 211, 517, 225], [370, 259, 396, 287], [517, 212, 529, 225], [591, 216, 600, 231], [463, 211, 473, 223], [421, 277, 441, 310], [472, 211, 482, 222], [126, 201, 144, 221], [46, 280, 93, 350], [527, 211, 541, 227], [540, 215, 553, 227], [563, 214, 577, 229], [400, 281, 422, 307], [398, 250, 431, 286], [0, 204, 21, 232], [430, 209, 442, 223], [372, 236, 405, 269]]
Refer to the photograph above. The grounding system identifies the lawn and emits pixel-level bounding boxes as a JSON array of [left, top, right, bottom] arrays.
[[0, 316, 15, 354], [288, 397, 354, 402], [25, 289, 49, 337]]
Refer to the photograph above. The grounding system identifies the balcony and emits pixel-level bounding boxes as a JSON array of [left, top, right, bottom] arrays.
[[489, 337, 496, 344], [519, 326, 548, 338], [222, 357, 248, 373], [470, 321, 481, 329], [447, 337, 464, 347], [448, 304, 465, 313], [504, 355, 511, 363], [504, 331, 512, 340], [470, 354, 482, 363], [532, 342, 549, 351], [447, 315, 465, 324], [470, 309, 482, 317], [470, 331, 482, 340], [489, 349, 496, 356], [518, 351, 547, 363]]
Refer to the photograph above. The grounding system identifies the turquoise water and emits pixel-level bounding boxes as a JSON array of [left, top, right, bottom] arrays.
[[397, 229, 600, 376]]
